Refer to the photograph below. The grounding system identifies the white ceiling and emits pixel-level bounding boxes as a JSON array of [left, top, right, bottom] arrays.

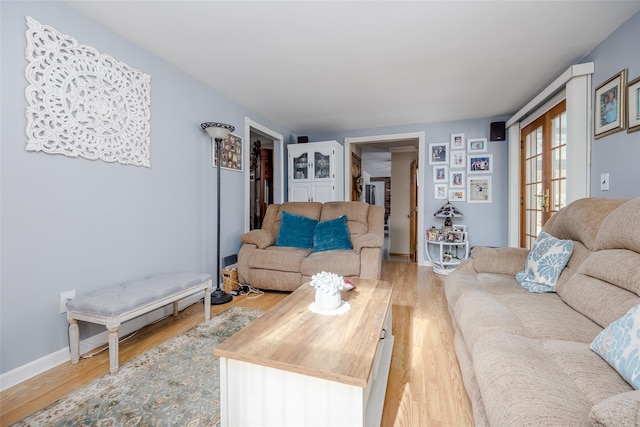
[[65, 1, 640, 136]]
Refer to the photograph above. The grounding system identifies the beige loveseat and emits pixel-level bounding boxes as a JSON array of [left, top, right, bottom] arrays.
[[238, 201, 384, 291], [445, 197, 640, 426]]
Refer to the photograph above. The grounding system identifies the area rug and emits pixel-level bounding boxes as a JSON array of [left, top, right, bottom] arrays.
[[13, 306, 263, 427]]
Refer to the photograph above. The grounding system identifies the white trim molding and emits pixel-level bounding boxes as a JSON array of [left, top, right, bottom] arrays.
[[345, 132, 426, 266], [507, 62, 594, 247]]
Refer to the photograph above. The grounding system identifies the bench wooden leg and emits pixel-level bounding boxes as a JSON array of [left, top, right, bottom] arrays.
[[173, 301, 179, 317], [204, 286, 211, 320], [108, 326, 119, 375], [69, 319, 80, 364]]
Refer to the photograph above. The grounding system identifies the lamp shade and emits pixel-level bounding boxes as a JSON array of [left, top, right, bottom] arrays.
[[201, 122, 234, 140], [434, 201, 463, 218]]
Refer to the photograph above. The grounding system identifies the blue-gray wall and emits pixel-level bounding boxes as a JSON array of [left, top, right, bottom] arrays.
[[2, 1, 638, 378], [583, 11, 640, 198], [0, 1, 295, 374], [302, 117, 511, 250]]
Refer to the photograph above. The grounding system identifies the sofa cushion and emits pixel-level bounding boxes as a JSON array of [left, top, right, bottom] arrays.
[[473, 333, 592, 426], [515, 231, 573, 293], [593, 197, 640, 253], [541, 339, 633, 405], [249, 246, 312, 273], [542, 197, 627, 251], [319, 201, 370, 240], [271, 202, 322, 238], [591, 303, 640, 389], [300, 250, 360, 278], [498, 293, 602, 343], [275, 210, 318, 249], [590, 391, 640, 427], [313, 215, 352, 252]]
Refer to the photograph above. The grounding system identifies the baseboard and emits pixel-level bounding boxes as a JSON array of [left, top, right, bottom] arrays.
[[0, 293, 204, 391]]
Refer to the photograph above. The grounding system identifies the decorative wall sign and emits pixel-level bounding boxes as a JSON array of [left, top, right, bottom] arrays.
[[213, 133, 243, 171], [24, 16, 152, 167]]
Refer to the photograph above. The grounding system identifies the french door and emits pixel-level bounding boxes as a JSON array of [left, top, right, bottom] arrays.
[[520, 100, 567, 249]]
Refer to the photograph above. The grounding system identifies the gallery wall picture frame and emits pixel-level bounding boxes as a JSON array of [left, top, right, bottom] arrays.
[[450, 150, 466, 168], [594, 69, 627, 139], [627, 76, 640, 133], [449, 189, 466, 202], [449, 170, 465, 188], [429, 142, 449, 165], [467, 138, 487, 153], [467, 176, 492, 203], [435, 183, 448, 199], [433, 165, 449, 183], [213, 133, 243, 171], [451, 133, 465, 150], [468, 154, 493, 174]]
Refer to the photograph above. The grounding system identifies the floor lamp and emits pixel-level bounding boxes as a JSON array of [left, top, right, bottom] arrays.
[[201, 121, 235, 305]]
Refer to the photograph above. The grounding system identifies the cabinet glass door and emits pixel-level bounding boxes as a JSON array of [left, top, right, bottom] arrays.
[[293, 153, 309, 180], [314, 151, 331, 179]]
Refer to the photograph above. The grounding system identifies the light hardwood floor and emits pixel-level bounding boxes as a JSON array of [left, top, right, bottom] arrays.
[[0, 261, 473, 426]]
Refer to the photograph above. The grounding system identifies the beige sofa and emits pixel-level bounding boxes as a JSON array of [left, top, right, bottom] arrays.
[[445, 197, 640, 426], [238, 201, 384, 291]]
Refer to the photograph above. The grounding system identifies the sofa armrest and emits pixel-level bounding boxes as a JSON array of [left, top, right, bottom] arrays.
[[353, 233, 383, 254], [470, 246, 529, 276], [240, 229, 276, 249], [590, 391, 640, 427]]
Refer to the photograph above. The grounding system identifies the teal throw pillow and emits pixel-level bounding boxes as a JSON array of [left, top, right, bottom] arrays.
[[313, 215, 352, 252], [590, 303, 640, 389], [275, 211, 318, 249], [515, 231, 573, 293]]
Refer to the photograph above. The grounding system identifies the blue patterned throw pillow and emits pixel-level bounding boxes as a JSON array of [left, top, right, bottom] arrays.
[[591, 303, 640, 390], [275, 211, 318, 249], [515, 231, 573, 293]]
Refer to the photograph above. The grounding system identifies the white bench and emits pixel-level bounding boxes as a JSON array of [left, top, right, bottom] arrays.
[[67, 272, 212, 374]]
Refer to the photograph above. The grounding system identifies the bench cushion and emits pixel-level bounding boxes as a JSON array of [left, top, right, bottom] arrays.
[[67, 272, 211, 316]]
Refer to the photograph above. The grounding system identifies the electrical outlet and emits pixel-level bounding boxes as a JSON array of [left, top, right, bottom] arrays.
[[59, 290, 76, 313]]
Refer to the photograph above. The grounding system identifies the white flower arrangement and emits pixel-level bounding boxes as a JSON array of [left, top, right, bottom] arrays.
[[310, 271, 345, 295]]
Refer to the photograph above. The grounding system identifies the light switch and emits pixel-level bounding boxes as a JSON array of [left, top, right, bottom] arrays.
[[600, 173, 610, 191]]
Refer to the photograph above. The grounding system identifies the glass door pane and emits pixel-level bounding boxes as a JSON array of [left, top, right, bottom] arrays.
[[314, 151, 330, 179], [293, 153, 308, 180]]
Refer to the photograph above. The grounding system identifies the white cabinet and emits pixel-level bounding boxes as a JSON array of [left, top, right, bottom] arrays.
[[288, 141, 344, 202]]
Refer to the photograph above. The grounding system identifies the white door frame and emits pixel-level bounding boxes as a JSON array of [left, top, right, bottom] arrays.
[[344, 132, 426, 266], [244, 118, 284, 232]]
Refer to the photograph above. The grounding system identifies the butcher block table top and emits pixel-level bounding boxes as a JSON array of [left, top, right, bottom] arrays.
[[214, 278, 393, 388]]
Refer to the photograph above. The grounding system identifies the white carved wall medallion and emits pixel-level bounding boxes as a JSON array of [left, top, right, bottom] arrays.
[[24, 16, 152, 167]]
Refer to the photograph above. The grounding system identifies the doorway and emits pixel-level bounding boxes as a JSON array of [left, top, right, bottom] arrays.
[[243, 118, 284, 232], [345, 132, 426, 265]]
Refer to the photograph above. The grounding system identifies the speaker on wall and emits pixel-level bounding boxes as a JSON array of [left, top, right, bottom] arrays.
[[490, 122, 506, 141], [297, 136, 309, 144]]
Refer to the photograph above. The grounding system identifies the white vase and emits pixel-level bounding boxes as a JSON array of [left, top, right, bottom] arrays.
[[315, 288, 342, 311]]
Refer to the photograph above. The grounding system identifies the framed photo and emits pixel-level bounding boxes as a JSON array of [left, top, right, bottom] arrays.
[[468, 176, 492, 203], [628, 76, 640, 133], [467, 138, 487, 153], [450, 150, 466, 168], [594, 69, 627, 139], [429, 142, 449, 165], [213, 133, 243, 171], [449, 189, 466, 202], [449, 170, 465, 188], [446, 231, 465, 243], [452, 224, 466, 233], [434, 183, 448, 199], [426, 228, 441, 241], [433, 165, 448, 183], [468, 154, 493, 174], [451, 133, 465, 150]]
